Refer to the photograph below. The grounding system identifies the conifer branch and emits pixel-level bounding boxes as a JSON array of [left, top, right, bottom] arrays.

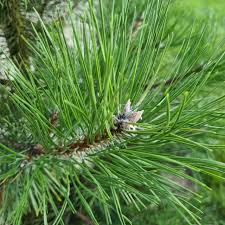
[[1, 1, 225, 224], [150, 64, 206, 90]]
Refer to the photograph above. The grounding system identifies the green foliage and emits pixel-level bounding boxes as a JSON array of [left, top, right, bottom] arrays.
[[0, 0, 225, 225]]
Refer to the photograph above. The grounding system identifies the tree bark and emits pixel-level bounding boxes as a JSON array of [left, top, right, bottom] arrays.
[[2, 0, 28, 69]]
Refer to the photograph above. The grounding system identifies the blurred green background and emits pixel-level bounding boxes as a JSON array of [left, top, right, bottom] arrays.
[[187, 0, 225, 13]]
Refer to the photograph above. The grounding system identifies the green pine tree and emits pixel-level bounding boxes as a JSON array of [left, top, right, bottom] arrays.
[[0, 0, 225, 224]]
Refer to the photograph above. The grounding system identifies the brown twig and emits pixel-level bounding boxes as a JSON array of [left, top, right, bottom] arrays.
[[68, 127, 120, 152], [48, 111, 58, 134], [149, 64, 207, 90]]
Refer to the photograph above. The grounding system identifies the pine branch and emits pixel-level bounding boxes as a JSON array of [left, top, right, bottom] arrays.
[[150, 64, 205, 90], [1, 1, 225, 225]]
